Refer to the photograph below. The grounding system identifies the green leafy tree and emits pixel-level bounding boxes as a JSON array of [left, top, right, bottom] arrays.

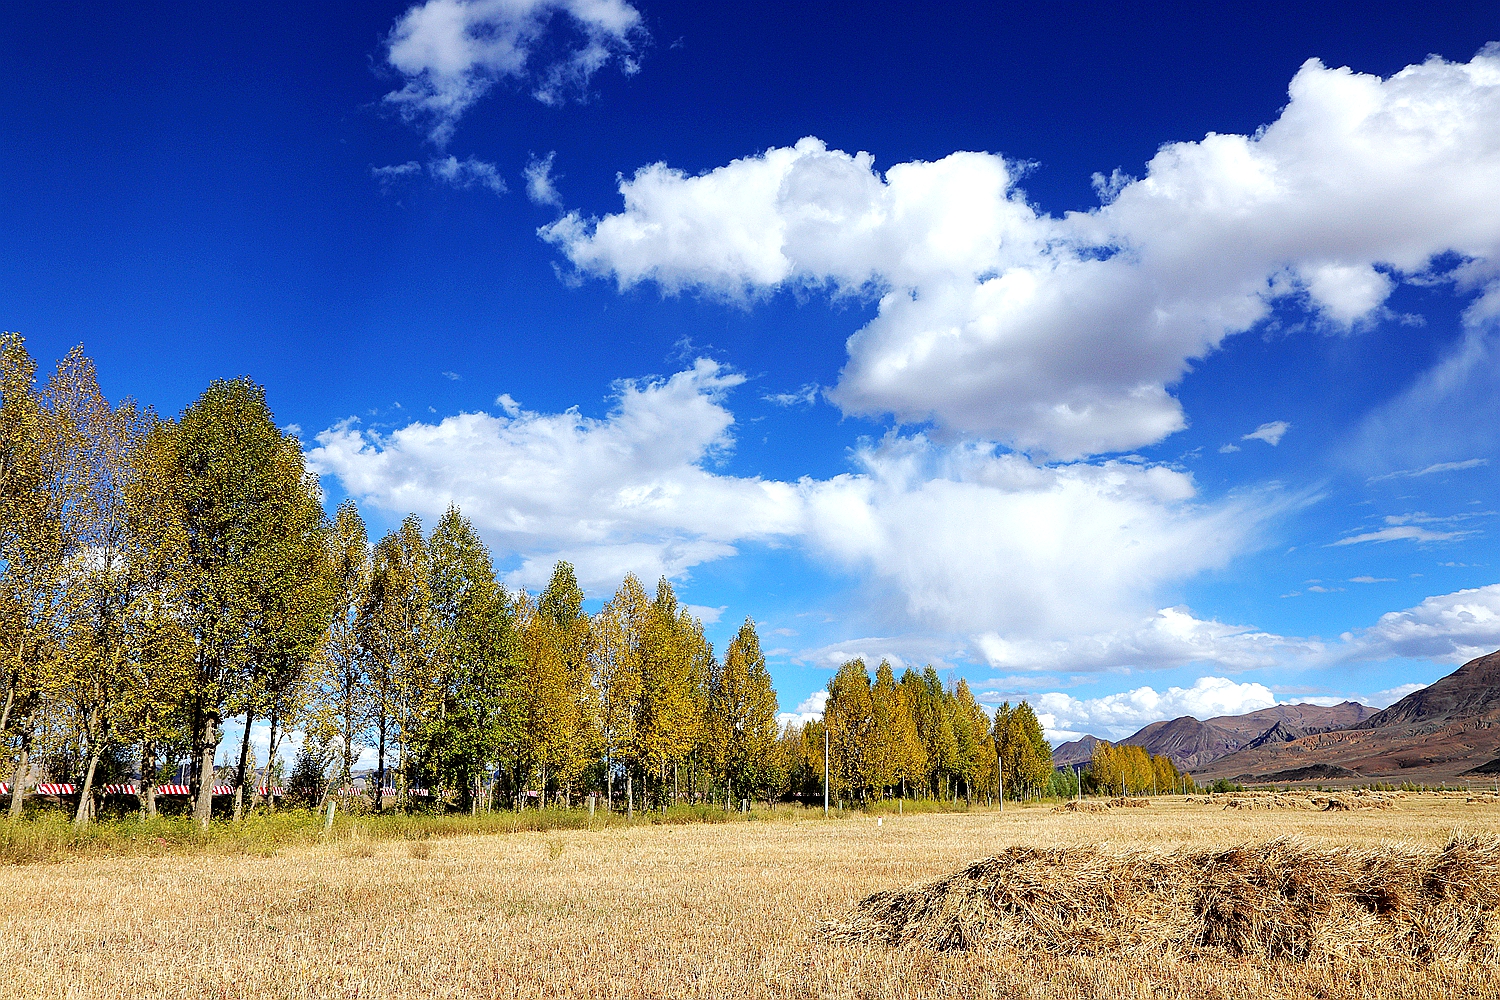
[[168, 378, 333, 827], [362, 516, 433, 810], [419, 506, 516, 812], [0, 334, 72, 819], [311, 500, 373, 795]]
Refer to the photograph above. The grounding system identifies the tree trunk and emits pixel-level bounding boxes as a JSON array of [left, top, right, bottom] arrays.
[[0, 677, 14, 744], [233, 704, 255, 822], [375, 719, 387, 813], [8, 733, 31, 820], [74, 748, 102, 829], [192, 713, 218, 828], [263, 711, 280, 814], [139, 740, 158, 819]]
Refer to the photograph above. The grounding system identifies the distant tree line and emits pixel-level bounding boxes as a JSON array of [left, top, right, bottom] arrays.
[[2, 337, 1146, 828], [1087, 740, 1189, 796]]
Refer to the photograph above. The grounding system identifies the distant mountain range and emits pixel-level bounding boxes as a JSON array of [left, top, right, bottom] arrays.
[[1052, 649, 1500, 784], [1195, 649, 1500, 784], [1053, 702, 1378, 770]]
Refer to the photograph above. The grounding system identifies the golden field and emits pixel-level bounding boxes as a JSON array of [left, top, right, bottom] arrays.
[[5, 796, 1500, 999]]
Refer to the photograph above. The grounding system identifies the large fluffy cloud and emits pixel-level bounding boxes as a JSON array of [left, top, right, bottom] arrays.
[[1340, 584, 1500, 664], [544, 48, 1500, 459], [1031, 677, 1280, 741], [384, 0, 645, 145], [310, 361, 1269, 638], [309, 361, 801, 589]]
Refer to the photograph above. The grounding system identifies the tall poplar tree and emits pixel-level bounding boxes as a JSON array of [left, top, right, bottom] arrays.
[[362, 516, 432, 809], [312, 500, 373, 794], [45, 348, 154, 825], [636, 579, 706, 809], [826, 659, 875, 803], [706, 618, 778, 802], [590, 574, 646, 808], [170, 378, 332, 827], [421, 507, 515, 811], [0, 335, 71, 819]]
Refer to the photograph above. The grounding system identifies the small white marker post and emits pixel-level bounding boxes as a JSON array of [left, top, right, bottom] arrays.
[[324, 798, 336, 832]]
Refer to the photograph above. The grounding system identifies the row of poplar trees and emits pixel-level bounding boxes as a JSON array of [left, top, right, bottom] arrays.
[[0, 337, 790, 826], [1, 336, 1075, 827], [801, 659, 1057, 806]]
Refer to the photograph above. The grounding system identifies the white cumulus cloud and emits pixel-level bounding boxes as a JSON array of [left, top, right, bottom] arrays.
[[777, 690, 827, 730], [384, 0, 646, 145], [309, 360, 803, 591], [311, 362, 1276, 637], [1340, 583, 1500, 664], [524, 151, 562, 206], [543, 48, 1500, 459], [1033, 677, 1280, 742]]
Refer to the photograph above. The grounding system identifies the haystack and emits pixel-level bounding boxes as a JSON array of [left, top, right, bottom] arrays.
[[1051, 800, 1109, 814], [822, 835, 1500, 963], [1316, 795, 1393, 811], [1108, 797, 1151, 808], [1222, 794, 1310, 810]]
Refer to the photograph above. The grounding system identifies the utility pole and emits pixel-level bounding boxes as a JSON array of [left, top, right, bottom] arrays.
[[823, 726, 829, 816]]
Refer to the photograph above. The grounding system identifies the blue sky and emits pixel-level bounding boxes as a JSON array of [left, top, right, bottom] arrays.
[[5, 2, 1500, 744]]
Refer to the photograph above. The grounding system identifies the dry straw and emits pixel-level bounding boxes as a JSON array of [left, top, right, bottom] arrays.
[[823, 834, 1500, 963], [1052, 800, 1109, 814]]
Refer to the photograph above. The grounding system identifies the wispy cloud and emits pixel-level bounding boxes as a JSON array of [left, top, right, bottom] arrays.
[[373, 156, 506, 195], [1330, 525, 1470, 546], [428, 154, 506, 194], [372, 161, 422, 190], [1350, 575, 1396, 583], [1243, 420, 1291, 446], [383, 0, 647, 146], [763, 383, 820, 407], [1368, 458, 1489, 482]]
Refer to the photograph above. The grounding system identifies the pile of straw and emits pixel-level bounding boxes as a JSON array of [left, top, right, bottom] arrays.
[[1051, 800, 1109, 814], [1108, 797, 1151, 808], [822, 835, 1500, 963], [1315, 795, 1393, 811], [1222, 794, 1311, 811]]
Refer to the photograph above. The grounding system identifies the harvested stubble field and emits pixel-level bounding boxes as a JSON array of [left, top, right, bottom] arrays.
[[4, 796, 1500, 1000]]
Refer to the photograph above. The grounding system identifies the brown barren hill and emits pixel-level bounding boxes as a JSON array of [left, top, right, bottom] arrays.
[[1050, 735, 1102, 767], [1051, 702, 1377, 771], [1195, 649, 1500, 785], [1120, 716, 1243, 770]]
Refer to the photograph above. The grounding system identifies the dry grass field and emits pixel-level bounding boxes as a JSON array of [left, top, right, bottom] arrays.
[[5, 796, 1500, 999]]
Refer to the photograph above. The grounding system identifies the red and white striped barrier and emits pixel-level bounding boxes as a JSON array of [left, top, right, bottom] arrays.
[[0, 782, 275, 797]]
